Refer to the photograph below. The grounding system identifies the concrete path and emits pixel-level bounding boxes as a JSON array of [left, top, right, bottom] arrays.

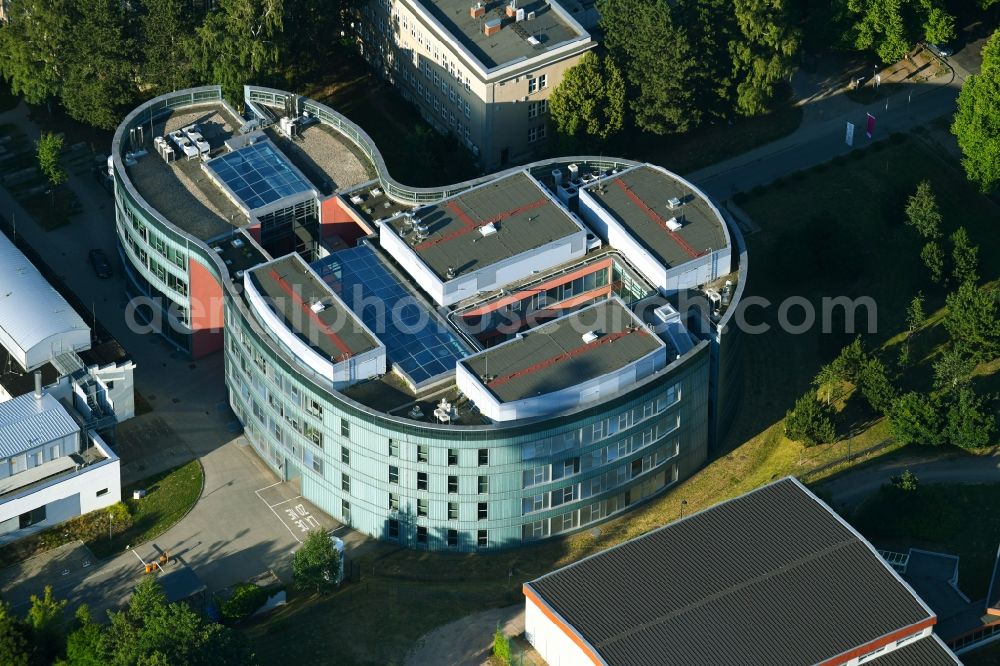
[[687, 50, 969, 198], [820, 451, 1000, 509], [405, 604, 525, 666]]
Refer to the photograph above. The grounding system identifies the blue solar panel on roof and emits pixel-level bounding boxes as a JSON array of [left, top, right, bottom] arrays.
[[312, 245, 470, 385], [206, 141, 313, 211]]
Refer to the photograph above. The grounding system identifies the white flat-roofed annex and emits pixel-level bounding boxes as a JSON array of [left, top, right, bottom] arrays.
[[380, 170, 588, 307], [456, 298, 667, 421]]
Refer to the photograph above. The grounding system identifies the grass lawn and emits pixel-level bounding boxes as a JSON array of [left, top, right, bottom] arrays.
[[0, 460, 204, 568], [847, 483, 1000, 600], [247, 134, 1000, 666], [93, 459, 205, 558]]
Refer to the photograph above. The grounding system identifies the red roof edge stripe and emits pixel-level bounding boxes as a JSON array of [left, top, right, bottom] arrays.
[[486, 327, 645, 390], [613, 178, 702, 260], [267, 269, 354, 359], [413, 197, 550, 251]]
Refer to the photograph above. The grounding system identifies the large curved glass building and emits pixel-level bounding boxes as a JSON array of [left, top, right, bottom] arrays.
[[111, 85, 747, 551]]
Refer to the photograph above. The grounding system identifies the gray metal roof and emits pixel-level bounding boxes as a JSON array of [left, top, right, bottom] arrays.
[[385, 171, 582, 281], [248, 254, 380, 360], [526, 477, 936, 666], [872, 635, 961, 665], [0, 232, 90, 372], [412, 0, 587, 70], [461, 299, 662, 403], [584, 165, 728, 270], [0, 392, 79, 459]]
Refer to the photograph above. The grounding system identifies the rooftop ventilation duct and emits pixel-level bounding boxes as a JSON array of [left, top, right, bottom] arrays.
[[666, 217, 683, 232], [479, 222, 498, 237], [582, 331, 599, 344]]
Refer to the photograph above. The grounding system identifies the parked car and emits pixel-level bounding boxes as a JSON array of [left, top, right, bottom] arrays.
[[926, 42, 954, 58], [88, 249, 113, 279]]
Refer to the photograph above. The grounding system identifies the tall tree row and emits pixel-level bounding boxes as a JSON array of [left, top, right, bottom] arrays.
[[0, 0, 362, 129]]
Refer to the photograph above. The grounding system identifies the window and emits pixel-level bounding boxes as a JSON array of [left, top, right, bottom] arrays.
[[417, 472, 428, 490], [417, 445, 428, 463], [478, 475, 489, 494], [341, 419, 351, 438], [417, 499, 428, 517], [342, 473, 351, 493], [448, 475, 458, 493], [389, 439, 398, 457], [96, 488, 108, 497], [448, 448, 458, 465], [478, 449, 489, 466], [528, 77, 537, 94], [305, 424, 323, 448], [341, 446, 350, 465], [307, 399, 322, 417], [389, 465, 399, 484], [312, 457, 323, 474], [388, 519, 399, 539], [416, 526, 428, 544], [342, 500, 351, 523], [478, 502, 488, 520], [448, 502, 459, 520], [539, 74, 547, 88], [477, 529, 488, 548], [528, 100, 548, 119], [19, 506, 45, 529], [447, 529, 458, 547]]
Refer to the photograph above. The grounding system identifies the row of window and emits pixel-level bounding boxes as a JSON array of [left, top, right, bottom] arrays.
[[388, 520, 489, 548], [528, 124, 547, 144], [387, 467, 491, 494], [387, 493, 490, 520]]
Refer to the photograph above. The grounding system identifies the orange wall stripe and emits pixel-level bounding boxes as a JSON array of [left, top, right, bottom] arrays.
[[523, 585, 603, 665]]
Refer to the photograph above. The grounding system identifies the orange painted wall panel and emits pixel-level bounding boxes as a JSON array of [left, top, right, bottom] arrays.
[[189, 259, 224, 358]]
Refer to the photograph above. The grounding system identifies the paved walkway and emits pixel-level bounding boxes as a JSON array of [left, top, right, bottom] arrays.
[[405, 604, 528, 666], [687, 50, 967, 198], [820, 451, 1000, 508]]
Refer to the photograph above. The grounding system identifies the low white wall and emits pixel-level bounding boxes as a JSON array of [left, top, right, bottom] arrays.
[[525, 593, 600, 666], [379, 224, 447, 304], [458, 344, 666, 422], [0, 432, 120, 545], [579, 188, 665, 289], [245, 272, 386, 388]]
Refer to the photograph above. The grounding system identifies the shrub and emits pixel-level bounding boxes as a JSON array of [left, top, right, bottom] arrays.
[[220, 583, 269, 624], [890, 470, 919, 491], [785, 392, 837, 446]]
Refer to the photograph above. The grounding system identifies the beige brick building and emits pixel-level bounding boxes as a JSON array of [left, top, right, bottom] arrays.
[[357, 0, 595, 170]]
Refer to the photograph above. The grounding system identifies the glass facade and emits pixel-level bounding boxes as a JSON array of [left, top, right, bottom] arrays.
[[112, 86, 735, 552]]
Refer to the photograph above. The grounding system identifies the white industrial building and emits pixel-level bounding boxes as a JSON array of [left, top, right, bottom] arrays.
[[0, 231, 91, 371], [0, 381, 121, 544]]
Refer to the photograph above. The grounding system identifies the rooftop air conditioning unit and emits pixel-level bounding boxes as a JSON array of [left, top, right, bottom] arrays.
[[479, 222, 498, 237], [516, 7, 526, 21], [667, 197, 682, 209], [582, 331, 599, 344], [567, 163, 580, 182], [666, 217, 683, 232], [527, 10, 536, 19], [311, 301, 326, 313], [231, 237, 245, 248]]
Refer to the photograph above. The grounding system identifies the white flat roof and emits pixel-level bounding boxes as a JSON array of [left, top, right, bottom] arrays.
[[0, 232, 90, 371], [0, 392, 79, 459]]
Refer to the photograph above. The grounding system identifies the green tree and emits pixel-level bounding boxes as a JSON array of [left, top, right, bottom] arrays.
[[813, 362, 848, 406], [599, 0, 701, 134], [36, 132, 67, 189], [950, 226, 979, 285], [906, 292, 926, 333], [943, 281, 1000, 362], [933, 348, 976, 393], [680, 0, 737, 119], [920, 241, 945, 283], [281, 0, 363, 72], [548, 52, 625, 141], [859, 356, 896, 414], [888, 391, 944, 445], [730, 0, 801, 116], [65, 605, 104, 666], [785, 392, 837, 446], [292, 529, 341, 594], [890, 469, 920, 491], [0, 602, 30, 666], [194, 0, 285, 106], [904, 180, 942, 240], [220, 583, 268, 624], [137, 0, 200, 96], [952, 29, 1000, 193], [26, 585, 68, 664], [945, 388, 996, 449], [104, 577, 254, 666], [0, 0, 69, 106], [836, 337, 867, 383], [846, 0, 955, 63], [60, 0, 137, 130]]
